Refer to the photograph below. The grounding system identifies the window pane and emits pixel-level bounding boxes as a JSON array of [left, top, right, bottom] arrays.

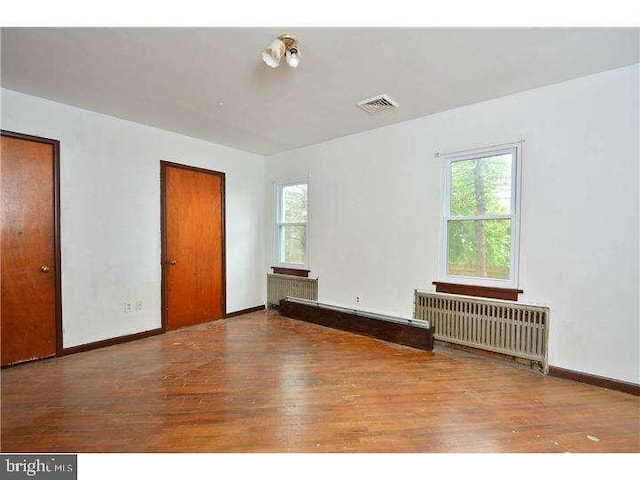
[[282, 183, 308, 222], [279, 225, 306, 264], [447, 219, 511, 280], [450, 154, 512, 216]]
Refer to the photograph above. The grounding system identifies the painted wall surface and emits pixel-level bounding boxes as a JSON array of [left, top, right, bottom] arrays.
[[266, 65, 640, 384], [1, 89, 266, 348]]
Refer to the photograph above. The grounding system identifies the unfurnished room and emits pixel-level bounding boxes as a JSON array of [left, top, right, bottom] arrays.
[[0, 13, 639, 478]]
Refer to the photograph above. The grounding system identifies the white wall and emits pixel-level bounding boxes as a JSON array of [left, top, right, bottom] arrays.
[[1, 89, 266, 348], [266, 65, 640, 384]]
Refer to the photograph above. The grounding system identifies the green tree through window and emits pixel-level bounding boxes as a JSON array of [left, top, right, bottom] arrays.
[[444, 147, 519, 284], [277, 182, 308, 265]]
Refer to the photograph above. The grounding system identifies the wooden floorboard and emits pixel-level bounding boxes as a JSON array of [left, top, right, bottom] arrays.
[[1, 310, 638, 453]]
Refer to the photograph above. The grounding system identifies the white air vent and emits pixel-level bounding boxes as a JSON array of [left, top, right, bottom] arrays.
[[357, 94, 398, 114]]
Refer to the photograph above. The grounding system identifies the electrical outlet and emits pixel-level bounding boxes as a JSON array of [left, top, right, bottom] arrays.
[[135, 299, 143, 311], [355, 296, 361, 304], [124, 301, 133, 313]]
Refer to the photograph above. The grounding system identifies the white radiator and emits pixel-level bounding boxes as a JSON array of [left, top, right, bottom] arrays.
[[267, 274, 318, 308], [414, 290, 549, 369]]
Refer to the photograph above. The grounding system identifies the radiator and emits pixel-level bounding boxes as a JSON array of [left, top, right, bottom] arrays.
[[414, 290, 549, 369], [267, 274, 318, 308]]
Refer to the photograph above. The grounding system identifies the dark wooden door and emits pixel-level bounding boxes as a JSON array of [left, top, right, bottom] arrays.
[[1, 132, 60, 366], [162, 162, 225, 330]]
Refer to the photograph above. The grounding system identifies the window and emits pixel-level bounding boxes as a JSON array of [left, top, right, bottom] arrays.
[[276, 180, 309, 267], [441, 144, 521, 288]]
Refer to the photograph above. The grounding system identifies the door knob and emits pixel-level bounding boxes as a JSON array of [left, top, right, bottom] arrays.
[[40, 265, 50, 273], [169, 260, 178, 265]]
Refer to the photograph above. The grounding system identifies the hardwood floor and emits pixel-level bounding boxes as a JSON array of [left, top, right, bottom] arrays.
[[1, 310, 638, 453]]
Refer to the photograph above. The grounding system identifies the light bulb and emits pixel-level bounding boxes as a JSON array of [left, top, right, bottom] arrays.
[[285, 49, 300, 68], [261, 39, 285, 68]]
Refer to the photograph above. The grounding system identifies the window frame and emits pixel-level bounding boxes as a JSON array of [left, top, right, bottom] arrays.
[[275, 179, 310, 269], [440, 143, 522, 289]]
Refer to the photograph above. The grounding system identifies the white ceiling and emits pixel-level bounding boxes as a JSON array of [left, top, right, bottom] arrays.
[[1, 27, 638, 155]]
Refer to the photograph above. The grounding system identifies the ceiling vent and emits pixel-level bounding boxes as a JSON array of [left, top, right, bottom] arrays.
[[357, 94, 398, 114]]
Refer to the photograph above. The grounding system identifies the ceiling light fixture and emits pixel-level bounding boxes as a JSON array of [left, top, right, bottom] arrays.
[[261, 34, 300, 69]]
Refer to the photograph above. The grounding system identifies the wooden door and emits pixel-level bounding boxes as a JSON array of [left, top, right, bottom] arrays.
[[162, 162, 225, 330], [1, 132, 60, 366]]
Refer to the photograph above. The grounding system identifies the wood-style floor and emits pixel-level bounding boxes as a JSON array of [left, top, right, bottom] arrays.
[[1, 310, 638, 453]]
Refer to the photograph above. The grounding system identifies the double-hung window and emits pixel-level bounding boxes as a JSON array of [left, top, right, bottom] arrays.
[[442, 144, 521, 288], [276, 180, 309, 267]]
